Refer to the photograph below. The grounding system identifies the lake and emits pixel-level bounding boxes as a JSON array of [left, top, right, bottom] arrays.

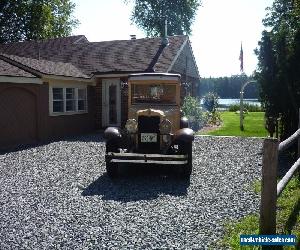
[[219, 98, 261, 107], [200, 98, 261, 109]]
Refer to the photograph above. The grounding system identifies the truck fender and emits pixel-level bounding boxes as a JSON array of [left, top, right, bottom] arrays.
[[173, 128, 194, 144], [104, 127, 122, 143]]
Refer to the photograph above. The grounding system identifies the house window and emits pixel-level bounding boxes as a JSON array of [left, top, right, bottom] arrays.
[[78, 88, 87, 111], [52, 88, 64, 112], [66, 88, 76, 112], [51, 87, 87, 115]]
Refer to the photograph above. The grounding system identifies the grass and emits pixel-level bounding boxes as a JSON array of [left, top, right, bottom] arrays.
[[198, 110, 299, 249], [198, 112, 268, 137], [218, 177, 300, 249]]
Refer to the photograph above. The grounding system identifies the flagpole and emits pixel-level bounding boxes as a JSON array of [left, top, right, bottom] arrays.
[[240, 80, 257, 131], [239, 42, 244, 130]]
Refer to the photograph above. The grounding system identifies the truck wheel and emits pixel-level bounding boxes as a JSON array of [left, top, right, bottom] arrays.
[[106, 140, 119, 178], [179, 142, 193, 178], [106, 162, 118, 178], [106, 139, 119, 154]]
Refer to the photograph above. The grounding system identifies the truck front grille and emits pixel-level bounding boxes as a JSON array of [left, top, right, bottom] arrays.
[[138, 116, 160, 153]]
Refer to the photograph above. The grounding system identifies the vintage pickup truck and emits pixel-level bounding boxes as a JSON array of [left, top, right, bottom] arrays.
[[104, 73, 194, 178]]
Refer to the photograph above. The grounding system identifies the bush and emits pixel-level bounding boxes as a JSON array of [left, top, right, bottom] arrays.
[[181, 96, 206, 130], [228, 103, 262, 112], [201, 93, 222, 126], [205, 111, 222, 126]]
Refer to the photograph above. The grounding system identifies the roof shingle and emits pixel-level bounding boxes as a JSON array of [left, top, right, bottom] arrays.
[[0, 35, 187, 77], [0, 59, 36, 78], [1, 53, 89, 78]]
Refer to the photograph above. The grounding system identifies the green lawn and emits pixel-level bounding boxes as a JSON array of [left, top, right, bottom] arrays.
[[199, 112, 268, 137], [218, 177, 300, 249]]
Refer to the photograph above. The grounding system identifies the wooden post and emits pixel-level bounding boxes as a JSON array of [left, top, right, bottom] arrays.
[[259, 138, 279, 236]]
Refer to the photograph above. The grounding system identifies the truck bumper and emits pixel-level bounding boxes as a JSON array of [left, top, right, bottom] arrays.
[[105, 152, 188, 165]]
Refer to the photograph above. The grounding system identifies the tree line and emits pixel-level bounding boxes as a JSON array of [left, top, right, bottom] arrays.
[[199, 74, 259, 99]]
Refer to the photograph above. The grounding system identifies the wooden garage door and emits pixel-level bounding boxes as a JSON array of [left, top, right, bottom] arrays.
[[0, 87, 37, 149]]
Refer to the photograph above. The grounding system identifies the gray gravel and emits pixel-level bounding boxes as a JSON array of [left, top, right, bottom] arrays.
[[0, 134, 263, 249]]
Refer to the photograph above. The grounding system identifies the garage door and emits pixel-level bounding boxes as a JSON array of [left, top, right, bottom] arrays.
[[0, 87, 37, 149]]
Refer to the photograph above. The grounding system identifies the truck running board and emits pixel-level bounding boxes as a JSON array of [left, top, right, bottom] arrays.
[[110, 159, 188, 165]]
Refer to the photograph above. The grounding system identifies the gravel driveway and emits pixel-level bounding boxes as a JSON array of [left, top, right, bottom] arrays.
[[0, 134, 263, 249]]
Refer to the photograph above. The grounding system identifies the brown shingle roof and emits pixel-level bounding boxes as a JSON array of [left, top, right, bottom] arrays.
[[0, 35, 188, 77], [0, 53, 89, 78], [0, 35, 88, 56], [0, 59, 36, 78]]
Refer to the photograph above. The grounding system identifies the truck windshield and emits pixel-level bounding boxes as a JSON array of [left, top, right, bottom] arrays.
[[131, 84, 177, 104]]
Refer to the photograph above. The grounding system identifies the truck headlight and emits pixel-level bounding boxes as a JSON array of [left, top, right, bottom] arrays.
[[125, 119, 137, 133], [159, 118, 172, 134]]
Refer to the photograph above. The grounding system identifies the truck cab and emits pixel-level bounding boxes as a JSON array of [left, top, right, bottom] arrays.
[[104, 73, 194, 178]]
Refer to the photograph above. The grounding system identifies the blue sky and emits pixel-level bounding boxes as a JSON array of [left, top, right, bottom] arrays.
[[72, 0, 273, 77]]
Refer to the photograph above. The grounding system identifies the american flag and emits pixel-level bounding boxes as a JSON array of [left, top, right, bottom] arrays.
[[239, 42, 244, 72]]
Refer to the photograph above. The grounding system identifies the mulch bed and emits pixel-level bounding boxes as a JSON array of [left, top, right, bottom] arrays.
[[197, 124, 221, 134]]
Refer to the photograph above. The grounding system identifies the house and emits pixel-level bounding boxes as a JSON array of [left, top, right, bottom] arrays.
[[0, 35, 200, 149]]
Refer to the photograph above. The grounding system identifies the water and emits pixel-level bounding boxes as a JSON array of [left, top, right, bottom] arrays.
[[218, 98, 261, 107], [200, 98, 261, 109]]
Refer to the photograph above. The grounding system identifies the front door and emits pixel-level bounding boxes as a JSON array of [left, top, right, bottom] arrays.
[[102, 79, 121, 127]]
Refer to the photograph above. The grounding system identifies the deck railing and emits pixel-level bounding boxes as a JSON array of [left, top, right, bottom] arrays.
[[259, 108, 300, 237]]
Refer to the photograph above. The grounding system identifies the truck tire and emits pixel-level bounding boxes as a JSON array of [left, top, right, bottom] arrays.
[[106, 162, 118, 178], [106, 140, 119, 178], [179, 141, 193, 178]]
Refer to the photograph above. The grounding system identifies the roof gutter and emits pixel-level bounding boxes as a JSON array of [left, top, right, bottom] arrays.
[[92, 71, 146, 79], [0, 75, 43, 84], [43, 74, 94, 84]]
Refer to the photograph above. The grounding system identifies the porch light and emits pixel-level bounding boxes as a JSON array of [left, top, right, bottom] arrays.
[[120, 81, 128, 89]]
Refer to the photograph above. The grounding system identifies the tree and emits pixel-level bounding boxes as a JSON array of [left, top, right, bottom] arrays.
[[0, 0, 78, 43], [255, 0, 300, 139], [127, 0, 201, 37]]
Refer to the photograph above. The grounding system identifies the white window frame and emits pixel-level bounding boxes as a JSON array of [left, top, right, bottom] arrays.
[[49, 86, 88, 116]]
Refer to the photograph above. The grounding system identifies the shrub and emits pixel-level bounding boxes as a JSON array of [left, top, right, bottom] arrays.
[[201, 93, 222, 125], [228, 103, 262, 112], [205, 111, 222, 126], [228, 104, 240, 112], [181, 96, 206, 130]]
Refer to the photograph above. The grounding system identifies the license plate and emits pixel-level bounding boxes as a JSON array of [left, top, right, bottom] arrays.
[[140, 133, 157, 143]]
